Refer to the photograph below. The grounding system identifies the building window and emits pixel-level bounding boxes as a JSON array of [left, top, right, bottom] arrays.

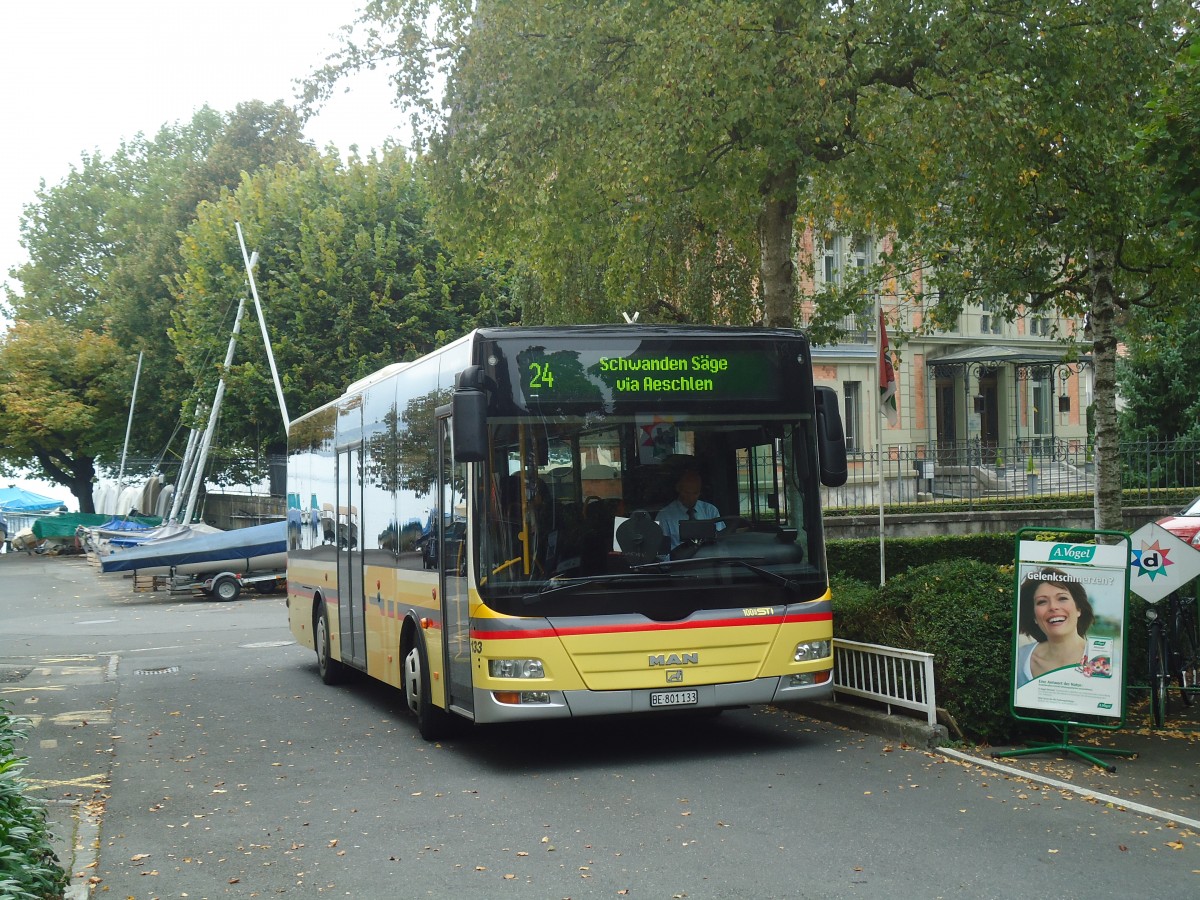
[[843, 381, 863, 454], [819, 233, 873, 289], [980, 301, 1003, 335]]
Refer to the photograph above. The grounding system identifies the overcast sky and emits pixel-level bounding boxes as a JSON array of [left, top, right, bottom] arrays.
[[0, 1, 408, 507], [0, 0, 406, 298]]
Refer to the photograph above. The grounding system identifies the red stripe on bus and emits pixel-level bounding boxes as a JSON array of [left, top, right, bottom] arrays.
[[471, 612, 830, 641]]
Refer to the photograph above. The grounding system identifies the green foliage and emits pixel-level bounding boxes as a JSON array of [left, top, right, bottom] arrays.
[[0, 700, 69, 900], [1138, 37, 1200, 253], [834, 560, 1017, 743], [318, 1, 949, 328], [171, 147, 513, 465], [825, 0, 1199, 534], [828, 573, 902, 645], [5, 102, 315, 497], [1118, 308, 1200, 444], [0, 319, 132, 511], [827, 533, 1016, 583]]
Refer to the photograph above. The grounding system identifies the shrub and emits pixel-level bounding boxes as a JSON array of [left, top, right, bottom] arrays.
[[0, 699, 69, 900], [827, 533, 1015, 583], [833, 560, 1019, 743], [829, 573, 906, 646]]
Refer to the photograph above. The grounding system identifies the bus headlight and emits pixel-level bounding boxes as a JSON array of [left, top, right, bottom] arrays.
[[793, 640, 832, 662], [785, 671, 833, 687], [488, 658, 545, 679], [493, 690, 551, 705]]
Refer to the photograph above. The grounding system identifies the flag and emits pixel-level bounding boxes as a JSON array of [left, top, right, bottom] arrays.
[[879, 310, 898, 426]]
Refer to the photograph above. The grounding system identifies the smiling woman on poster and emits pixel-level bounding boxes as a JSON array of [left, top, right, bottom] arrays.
[[1016, 567, 1095, 688]]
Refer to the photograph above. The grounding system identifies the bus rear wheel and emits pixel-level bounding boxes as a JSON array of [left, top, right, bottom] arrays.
[[315, 603, 345, 686], [404, 639, 452, 741]]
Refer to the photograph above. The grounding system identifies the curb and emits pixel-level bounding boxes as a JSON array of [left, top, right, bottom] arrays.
[[777, 698, 948, 749], [44, 797, 97, 899]]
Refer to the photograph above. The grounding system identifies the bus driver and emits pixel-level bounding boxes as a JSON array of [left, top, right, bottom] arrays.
[[658, 469, 723, 550]]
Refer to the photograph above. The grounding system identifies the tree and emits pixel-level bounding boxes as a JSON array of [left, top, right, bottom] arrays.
[[1118, 312, 1200, 445], [6, 103, 317, 487], [307, 1, 946, 327], [169, 146, 512, 470], [314, 2, 1197, 532], [0, 319, 132, 512], [1139, 35, 1200, 252], [848, 0, 1198, 532]]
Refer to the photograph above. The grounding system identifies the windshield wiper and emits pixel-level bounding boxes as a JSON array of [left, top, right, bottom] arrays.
[[630, 556, 804, 593], [521, 571, 674, 605]]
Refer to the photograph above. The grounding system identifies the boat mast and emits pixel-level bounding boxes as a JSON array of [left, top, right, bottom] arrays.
[[236, 222, 289, 432], [182, 297, 247, 526], [168, 419, 203, 523], [116, 351, 143, 499]]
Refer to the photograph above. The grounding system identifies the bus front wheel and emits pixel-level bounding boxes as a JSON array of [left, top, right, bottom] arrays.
[[315, 603, 345, 686], [404, 639, 452, 741]]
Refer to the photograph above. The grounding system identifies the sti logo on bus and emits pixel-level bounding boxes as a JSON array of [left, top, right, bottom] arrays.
[[1049, 544, 1097, 563], [650, 653, 699, 667]]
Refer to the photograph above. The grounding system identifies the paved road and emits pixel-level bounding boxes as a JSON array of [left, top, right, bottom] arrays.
[[3, 551, 1198, 899]]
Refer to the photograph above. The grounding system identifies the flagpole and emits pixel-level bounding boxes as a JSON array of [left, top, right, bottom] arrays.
[[877, 297, 887, 586]]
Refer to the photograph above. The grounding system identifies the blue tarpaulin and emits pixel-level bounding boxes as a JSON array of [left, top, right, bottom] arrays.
[[0, 486, 65, 511]]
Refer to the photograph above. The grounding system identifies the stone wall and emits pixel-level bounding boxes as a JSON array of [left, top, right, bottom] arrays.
[[823, 505, 1173, 541]]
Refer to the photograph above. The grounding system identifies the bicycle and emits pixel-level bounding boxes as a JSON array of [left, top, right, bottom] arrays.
[[1146, 589, 1200, 727]]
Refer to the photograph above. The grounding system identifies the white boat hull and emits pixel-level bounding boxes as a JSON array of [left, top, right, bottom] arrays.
[[100, 521, 286, 577]]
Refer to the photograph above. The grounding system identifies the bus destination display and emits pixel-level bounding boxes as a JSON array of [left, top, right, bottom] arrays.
[[516, 346, 788, 407]]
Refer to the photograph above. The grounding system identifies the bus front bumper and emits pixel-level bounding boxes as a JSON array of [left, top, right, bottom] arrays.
[[471, 674, 833, 723]]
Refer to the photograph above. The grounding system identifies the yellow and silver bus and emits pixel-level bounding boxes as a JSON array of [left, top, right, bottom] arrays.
[[286, 325, 847, 739]]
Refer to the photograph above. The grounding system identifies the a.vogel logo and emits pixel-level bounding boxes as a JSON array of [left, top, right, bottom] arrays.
[[1097, 702, 1113, 709], [1049, 544, 1096, 563]]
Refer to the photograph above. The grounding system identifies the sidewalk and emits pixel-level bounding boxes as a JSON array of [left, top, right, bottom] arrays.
[[788, 692, 1200, 827], [14, 651, 113, 900]]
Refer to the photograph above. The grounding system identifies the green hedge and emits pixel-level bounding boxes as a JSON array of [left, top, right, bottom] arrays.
[[829, 532, 1165, 742], [832, 560, 1017, 742], [824, 487, 1193, 519], [0, 700, 69, 900], [827, 533, 1016, 583]]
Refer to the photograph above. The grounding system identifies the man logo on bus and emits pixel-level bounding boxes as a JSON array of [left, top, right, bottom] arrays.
[[649, 653, 699, 667]]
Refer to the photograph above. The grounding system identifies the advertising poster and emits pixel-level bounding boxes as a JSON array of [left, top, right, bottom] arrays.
[[1013, 538, 1129, 720]]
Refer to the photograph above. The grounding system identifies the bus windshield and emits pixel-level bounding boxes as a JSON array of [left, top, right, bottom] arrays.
[[476, 411, 826, 618]]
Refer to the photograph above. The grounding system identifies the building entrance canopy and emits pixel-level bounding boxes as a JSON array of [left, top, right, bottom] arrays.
[[930, 345, 1090, 367]]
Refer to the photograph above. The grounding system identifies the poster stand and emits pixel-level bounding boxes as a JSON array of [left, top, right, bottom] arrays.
[[1004, 528, 1134, 771], [992, 721, 1135, 773]]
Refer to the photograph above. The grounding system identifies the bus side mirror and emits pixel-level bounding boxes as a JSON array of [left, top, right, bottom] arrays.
[[452, 366, 488, 463], [814, 386, 848, 488]]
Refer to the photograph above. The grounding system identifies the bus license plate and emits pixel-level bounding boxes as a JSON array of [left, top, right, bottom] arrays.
[[650, 689, 698, 708]]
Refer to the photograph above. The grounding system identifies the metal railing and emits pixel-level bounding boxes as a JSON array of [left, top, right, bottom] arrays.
[[822, 439, 1200, 511], [832, 639, 938, 727], [104, 441, 1200, 512]]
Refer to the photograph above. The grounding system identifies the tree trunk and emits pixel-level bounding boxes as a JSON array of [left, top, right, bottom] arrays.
[[758, 165, 799, 329], [38, 451, 97, 515], [1089, 244, 1122, 535], [71, 479, 96, 515]]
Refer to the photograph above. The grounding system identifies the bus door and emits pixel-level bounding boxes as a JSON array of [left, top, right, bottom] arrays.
[[337, 443, 366, 670], [438, 413, 474, 716]]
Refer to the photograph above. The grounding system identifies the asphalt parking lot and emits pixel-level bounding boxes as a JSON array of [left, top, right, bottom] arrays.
[[4, 549, 1198, 898]]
